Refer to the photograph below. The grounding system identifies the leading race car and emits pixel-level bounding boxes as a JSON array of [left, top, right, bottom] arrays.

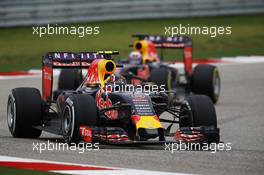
[[7, 51, 219, 144], [119, 34, 221, 104]]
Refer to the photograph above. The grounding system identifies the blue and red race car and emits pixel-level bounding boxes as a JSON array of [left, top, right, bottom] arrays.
[[7, 51, 219, 144], [119, 34, 221, 104]]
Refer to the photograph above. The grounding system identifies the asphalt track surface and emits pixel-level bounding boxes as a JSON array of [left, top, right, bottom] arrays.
[[0, 63, 264, 175]]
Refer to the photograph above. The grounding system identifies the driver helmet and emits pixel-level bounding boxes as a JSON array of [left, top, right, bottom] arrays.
[[128, 51, 142, 65], [106, 74, 126, 84]]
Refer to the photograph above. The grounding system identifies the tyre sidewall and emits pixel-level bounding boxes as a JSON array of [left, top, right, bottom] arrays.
[[62, 96, 78, 143]]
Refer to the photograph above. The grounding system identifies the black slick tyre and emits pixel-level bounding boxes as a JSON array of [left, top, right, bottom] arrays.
[[58, 69, 83, 90], [191, 65, 220, 103], [62, 94, 98, 143], [179, 95, 217, 127], [149, 67, 173, 90], [7, 88, 42, 138]]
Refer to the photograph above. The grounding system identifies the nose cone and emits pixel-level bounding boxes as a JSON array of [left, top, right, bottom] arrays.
[[131, 115, 163, 140]]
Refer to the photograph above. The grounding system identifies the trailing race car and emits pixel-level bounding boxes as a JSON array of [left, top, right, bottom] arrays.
[[7, 51, 219, 144], [57, 35, 221, 104]]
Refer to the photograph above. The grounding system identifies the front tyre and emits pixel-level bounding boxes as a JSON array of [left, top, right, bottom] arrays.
[[62, 94, 98, 144], [179, 95, 219, 143], [7, 88, 42, 138], [179, 95, 217, 127]]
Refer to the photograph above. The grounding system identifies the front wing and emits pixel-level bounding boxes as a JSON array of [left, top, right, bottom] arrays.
[[79, 126, 220, 145]]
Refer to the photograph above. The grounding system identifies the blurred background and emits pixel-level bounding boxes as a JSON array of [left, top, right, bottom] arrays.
[[0, 0, 263, 71]]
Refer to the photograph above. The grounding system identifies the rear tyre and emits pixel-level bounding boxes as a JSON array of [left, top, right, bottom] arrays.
[[179, 95, 217, 127], [58, 69, 83, 90], [62, 94, 98, 143], [7, 88, 42, 138], [191, 65, 220, 103], [149, 67, 174, 90]]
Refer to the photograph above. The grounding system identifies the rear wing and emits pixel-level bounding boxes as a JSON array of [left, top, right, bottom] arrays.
[[43, 52, 105, 68], [131, 34, 192, 48], [131, 34, 193, 75], [42, 51, 119, 101]]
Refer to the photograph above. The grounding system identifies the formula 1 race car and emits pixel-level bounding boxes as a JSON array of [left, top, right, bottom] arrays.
[[119, 34, 221, 104], [56, 35, 220, 104], [7, 51, 219, 144]]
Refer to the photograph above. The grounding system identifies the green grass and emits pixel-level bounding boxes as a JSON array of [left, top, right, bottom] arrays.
[[0, 166, 65, 175], [0, 14, 263, 71]]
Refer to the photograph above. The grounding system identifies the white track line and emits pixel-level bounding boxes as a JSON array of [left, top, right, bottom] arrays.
[[53, 169, 191, 175], [0, 155, 192, 175], [221, 56, 264, 63]]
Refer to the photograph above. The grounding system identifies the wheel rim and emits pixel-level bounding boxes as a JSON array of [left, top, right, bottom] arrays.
[[213, 70, 221, 98], [7, 96, 16, 132], [63, 106, 72, 134]]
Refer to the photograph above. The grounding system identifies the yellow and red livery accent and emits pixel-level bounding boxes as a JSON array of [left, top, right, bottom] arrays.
[[131, 115, 163, 137], [133, 40, 160, 64], [85, 59, 116, 88]]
